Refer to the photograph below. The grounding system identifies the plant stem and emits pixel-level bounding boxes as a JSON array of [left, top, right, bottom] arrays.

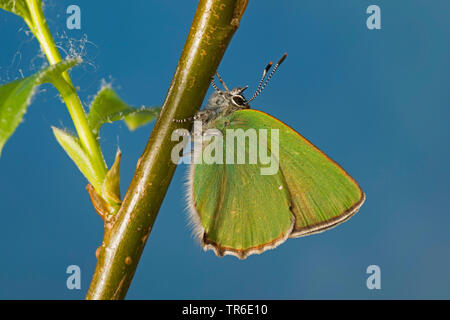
[[26, 0, 107, 183], [86, 0, 248, 300]]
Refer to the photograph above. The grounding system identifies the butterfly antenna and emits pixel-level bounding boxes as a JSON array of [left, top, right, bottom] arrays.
[[248, 52, 287, 102], [215, 72, 230, 91], [248, 61, 273, 101], [211, 77, 221, 92]]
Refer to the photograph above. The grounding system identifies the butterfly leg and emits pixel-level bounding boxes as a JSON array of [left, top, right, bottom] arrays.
[[173, 109, 215, 125], [173, 116, 196, 123]]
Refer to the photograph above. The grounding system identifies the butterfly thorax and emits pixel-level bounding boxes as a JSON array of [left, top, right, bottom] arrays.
[[194, 87, 249, 130]]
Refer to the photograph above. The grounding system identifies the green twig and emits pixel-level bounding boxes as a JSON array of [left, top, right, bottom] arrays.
[[25, 0, 107, 186], [86, 0, 249, 300]]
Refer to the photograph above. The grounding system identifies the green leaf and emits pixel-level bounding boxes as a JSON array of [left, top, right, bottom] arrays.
[[87, 87, 160, 137], [124, 108, 161, 131], [37, 57, 81, 85], [0, 0, 33, 23], [0, 58, 80, 155], [52, 127, 103, 191], [102, 148, 122, 205]]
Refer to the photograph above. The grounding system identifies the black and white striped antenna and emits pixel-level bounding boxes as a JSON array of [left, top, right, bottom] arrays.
[[215, 71, 229, 91], [211, 77, 221, 92], [247, 52, 287, 103]]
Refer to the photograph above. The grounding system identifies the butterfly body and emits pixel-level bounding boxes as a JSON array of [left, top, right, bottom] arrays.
[[180, 87, 249, 132]]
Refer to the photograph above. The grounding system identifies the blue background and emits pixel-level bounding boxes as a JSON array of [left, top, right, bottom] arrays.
[[0, 0, 449, 299]]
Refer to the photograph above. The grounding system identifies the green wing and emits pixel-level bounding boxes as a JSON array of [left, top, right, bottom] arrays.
[[188, 109, 365, 259], [234, 110, 365, 238], [188, 134, 294, 259]]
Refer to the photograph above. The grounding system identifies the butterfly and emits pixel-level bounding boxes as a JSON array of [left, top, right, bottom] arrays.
[[174, 53, 365, 259]]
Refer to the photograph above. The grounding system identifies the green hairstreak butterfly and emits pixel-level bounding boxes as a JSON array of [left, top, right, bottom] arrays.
[[175, 53, 365, 259]]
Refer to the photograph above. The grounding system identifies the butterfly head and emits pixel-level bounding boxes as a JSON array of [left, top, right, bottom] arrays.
[[210, 52, 287, 109], [206, 86, 250, 110]]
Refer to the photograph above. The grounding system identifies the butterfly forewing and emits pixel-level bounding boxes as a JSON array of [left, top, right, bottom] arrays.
[[231, 110, 365, 237]]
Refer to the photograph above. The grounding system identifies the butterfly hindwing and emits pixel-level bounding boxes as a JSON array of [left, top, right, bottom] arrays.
[[188, 123, 294, 259]]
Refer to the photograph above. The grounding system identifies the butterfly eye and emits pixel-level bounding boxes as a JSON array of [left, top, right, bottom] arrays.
[[231, 95, 246, 107]]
